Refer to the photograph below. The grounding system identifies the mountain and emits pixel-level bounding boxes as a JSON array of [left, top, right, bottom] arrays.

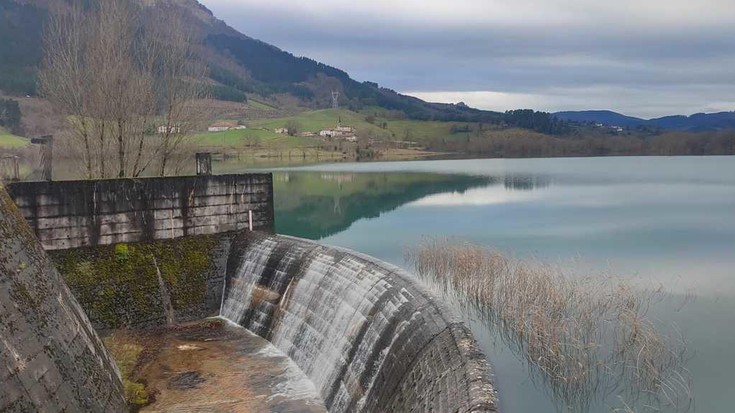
[[553, 111, 646, 127], [554, 110, 735, 132], [651, 112, 735, 132], [0, 0, 504, 124]]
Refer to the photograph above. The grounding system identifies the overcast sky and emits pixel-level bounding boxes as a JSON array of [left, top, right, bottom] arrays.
[[199, 0, 735, 118]]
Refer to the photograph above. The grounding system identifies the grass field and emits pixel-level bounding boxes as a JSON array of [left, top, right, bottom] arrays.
[[249, 109, 387, 137], [248, 108, 478, 143], [247, 98, 279, 111], [185, 108, 479, 167], [191, 128, 322, 149], [0, 128, 29, 149]]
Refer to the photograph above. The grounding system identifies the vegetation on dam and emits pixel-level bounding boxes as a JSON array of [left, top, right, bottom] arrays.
[[51, 235, 219, 329]]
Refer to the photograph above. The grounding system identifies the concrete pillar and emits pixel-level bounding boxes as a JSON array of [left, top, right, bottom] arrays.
[[31, 135, 53, 181], [0, 155, 20, 182], [196, 152, 212, 176]]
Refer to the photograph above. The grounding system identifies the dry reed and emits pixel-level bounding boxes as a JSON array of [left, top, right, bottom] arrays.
[[406, 239, 693, 413]]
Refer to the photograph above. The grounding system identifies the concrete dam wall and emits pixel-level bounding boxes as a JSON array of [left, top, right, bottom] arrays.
[[3, 174, 497, 412], [0, 188, 127, 412], [220, 232, 498, 413], [7, 174, 274, 250]]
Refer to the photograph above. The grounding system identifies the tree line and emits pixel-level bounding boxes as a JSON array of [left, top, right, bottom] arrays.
[[0, 1, 45, 96], [427, 129, 735, 158], [0, 99, 22, 134]]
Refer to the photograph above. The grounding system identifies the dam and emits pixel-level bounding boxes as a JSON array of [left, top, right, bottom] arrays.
[[0, 174, 497, 412]]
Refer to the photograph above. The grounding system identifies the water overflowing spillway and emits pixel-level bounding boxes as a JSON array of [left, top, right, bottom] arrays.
[[219, 232, 498, 413]]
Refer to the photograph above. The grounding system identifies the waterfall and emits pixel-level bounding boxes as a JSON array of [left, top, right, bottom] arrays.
[[152, 255, 176, 326], [249, 245, 308, 337], [217, 234, 497, 413], [218, 235, 417, 412], [220, 238, 278, 325]]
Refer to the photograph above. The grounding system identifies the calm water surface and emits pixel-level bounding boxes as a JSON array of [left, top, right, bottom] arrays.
[[246, 156, 734, 413]]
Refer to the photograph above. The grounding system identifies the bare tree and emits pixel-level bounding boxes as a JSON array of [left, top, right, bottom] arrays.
[[138, 4, 211, 176], [38, 1, 95, 178], [285, 120, 302, 136], [40, 0, 209, 179]]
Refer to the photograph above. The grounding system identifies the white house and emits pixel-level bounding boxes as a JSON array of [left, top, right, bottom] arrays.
[[319, 129, 340, 138], [208, 121, 238, 132], [158, 125, 181, 134]]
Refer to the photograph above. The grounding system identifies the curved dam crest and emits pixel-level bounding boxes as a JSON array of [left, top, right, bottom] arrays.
[[220, 232, 498, 413]]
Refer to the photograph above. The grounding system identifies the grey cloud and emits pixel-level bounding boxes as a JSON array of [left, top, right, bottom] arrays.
[[199, 0, 735, 117]]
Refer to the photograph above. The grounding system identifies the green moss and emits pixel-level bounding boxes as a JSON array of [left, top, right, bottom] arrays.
[[102, 334, 149, 409], [51, 235, 220, 329], [115, 244, 130, 262], [123, 380, 148, 407]]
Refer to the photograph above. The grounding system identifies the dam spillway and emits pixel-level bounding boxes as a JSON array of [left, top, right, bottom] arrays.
[[220, 232, 498, 413], [2, 175, 498, 413]]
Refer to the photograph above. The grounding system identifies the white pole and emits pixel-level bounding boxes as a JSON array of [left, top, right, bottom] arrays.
[[248, 210, 253, 231]]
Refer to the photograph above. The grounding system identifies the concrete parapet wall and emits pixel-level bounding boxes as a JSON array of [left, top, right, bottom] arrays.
[[6, 174, 274, 250], [0, 187, 127, 412], [221, 233, 498, 413]]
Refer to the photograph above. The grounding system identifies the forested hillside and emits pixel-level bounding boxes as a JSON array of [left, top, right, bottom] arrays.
[[555, 110, 735, 132], [0, 1, 46, 95], [0, 0, 515, 124]]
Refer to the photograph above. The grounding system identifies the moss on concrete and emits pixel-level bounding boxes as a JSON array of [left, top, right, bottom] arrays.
[[51, 235, 220, 329], [102, 333, 148, 410]]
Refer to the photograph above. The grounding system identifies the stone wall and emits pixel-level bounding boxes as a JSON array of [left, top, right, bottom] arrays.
[[0, 187, 127, 412], [6, 174, 274, 250], [221, 233, 498, 413]]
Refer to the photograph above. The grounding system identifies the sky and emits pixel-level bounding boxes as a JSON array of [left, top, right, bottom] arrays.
[[198, 0, 735, 118]]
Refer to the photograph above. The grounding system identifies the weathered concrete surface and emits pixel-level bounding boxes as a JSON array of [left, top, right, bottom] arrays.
[[221, 232, 498, 413], [0, 187, 127, 412], [7, 174, 274, 250]]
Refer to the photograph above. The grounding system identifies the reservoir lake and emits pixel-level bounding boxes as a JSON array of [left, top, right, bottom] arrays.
[[244, 156, 734, 412]]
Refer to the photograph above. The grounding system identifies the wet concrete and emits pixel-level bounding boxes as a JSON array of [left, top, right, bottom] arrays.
[[132, 319, 327, 413]]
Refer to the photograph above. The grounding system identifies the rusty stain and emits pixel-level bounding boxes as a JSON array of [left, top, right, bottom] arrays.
[[123, 320, 327, 413]]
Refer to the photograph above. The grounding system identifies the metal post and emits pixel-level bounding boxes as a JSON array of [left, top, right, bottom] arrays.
[[195, 152, 212, 176], [31, 135, 53, 181], [248, 210, 253, 231]]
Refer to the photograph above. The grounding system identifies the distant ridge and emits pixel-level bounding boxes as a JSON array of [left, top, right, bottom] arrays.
[[554, 110, 735, 132], [553, 110, 645, 127]]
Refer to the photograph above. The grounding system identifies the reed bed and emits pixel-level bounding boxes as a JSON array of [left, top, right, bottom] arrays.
[[406, 240, 692, 413]]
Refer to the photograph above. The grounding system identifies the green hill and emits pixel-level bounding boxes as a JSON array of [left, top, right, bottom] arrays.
[[0, 0, 508, 124], [0, 127, 28, 148]]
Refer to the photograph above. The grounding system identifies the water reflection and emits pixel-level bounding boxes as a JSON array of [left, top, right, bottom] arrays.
[[504, 174, 552, 191], [273, 171, 494, 239], [269, 157, 735, 413]]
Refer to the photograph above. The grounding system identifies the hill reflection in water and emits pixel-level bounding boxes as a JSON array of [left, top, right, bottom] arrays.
[[274, 171, 505, 239]]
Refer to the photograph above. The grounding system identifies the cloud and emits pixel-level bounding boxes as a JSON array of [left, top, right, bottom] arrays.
[[199, 0, 735, 117]]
